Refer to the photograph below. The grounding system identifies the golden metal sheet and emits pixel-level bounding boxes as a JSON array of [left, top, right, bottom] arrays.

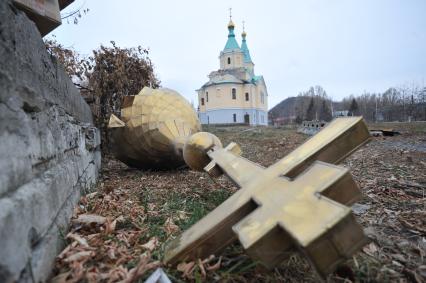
[[164, 117, 371, 278], [108, 87, 201, 169]]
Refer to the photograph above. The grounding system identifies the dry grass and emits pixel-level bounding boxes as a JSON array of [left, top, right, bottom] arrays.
[[51, 123, 426, 282]]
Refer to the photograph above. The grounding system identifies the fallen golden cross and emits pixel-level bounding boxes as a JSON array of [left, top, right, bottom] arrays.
[[164, 117, 371, 277]]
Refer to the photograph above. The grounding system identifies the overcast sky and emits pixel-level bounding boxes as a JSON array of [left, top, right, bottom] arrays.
[[51, 0, 426, 109]]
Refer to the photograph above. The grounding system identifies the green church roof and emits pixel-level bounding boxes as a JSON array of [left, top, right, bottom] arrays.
[[241, 34, 253, 63], [224, 25, 240, 51], [251, 75, 264, 85]]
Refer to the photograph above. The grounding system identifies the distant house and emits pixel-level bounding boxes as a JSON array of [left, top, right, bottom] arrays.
[[333, 110, 349, 118], [269, 116, 297, 126], [197, 18, 268, 126]]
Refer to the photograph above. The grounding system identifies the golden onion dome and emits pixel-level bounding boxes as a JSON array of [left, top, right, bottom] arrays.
[[228, 19, 235, 28], [107, 87, 201, 169]]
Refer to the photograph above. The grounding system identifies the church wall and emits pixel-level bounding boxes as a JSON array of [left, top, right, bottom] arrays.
[[253, 109, 268, 125], [198, 89, 206, 113], [220, 51, 244, 69], [198, 108, 268, 126], [197, 81, 268, 126], [255, 83, 268, 111], [199, 108, 268, 125], [198, 112, 208, 124], [199, 84, 266, 111]]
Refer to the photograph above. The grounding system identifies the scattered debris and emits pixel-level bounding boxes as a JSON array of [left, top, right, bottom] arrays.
[[144, 268, 172, 283], [369, 128, 401, 136], [352, 203, 371, 215], [370, 130, 384, 137]]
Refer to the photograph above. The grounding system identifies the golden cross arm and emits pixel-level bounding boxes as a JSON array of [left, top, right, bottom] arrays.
[[164, 117, 370, 277]]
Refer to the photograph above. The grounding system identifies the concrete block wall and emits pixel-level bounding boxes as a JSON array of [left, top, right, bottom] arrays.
[[0, 1, 101, 282], [297, 121, 327, 135]]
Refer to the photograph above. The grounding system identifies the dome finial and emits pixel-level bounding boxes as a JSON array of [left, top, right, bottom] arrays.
[[242, 20, 247, 38], [228, 7, 235, 28]]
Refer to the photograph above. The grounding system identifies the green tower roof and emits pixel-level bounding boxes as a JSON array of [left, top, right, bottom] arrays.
[[241, 32, 253, 63], [223, 20, 240, 51]]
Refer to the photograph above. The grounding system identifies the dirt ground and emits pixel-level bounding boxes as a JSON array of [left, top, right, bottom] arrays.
[[51, 123, 426, 282]]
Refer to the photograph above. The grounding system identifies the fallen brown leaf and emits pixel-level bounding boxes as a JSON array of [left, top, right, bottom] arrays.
[[50, 271, 70, 283], [105, 219, 117, 234], [163, 217, 179, 235], [141, 237, 158, 252], [107, 247, 116, 260], [206, 256, 222, 271], [177, 261, 196, 278], [120, 253, 161, 283], [363, 242, 379, 257], [73, 214, 107, 225], [63, 251, 95, 263], [66, 233, 89, 248]]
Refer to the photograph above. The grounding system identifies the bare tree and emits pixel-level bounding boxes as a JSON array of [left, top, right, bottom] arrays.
[[44, 39, 161, 151]]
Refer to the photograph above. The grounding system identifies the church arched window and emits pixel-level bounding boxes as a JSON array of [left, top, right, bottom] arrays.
[[261, 92, 265, 104], [206, 92, 209, 102], [245, 92, 249, 101], [227, 57, 231, 65], [232, 88, 236, 99], [201, 98, 205, 105]]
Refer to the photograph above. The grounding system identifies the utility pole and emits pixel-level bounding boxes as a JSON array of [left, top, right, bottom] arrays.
[[375, 97, 378, 123]]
